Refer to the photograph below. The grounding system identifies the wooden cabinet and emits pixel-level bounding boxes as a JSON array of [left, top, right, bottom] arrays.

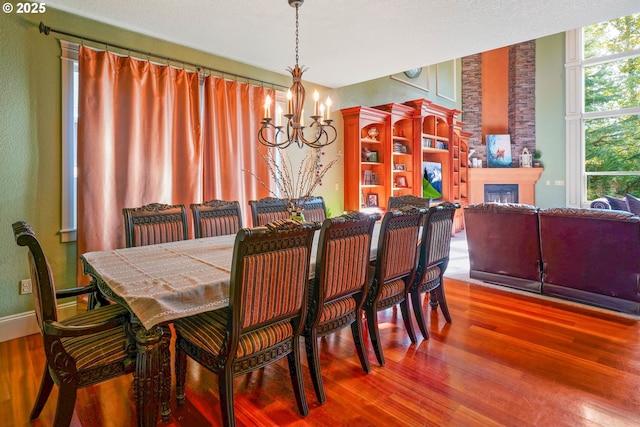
[[341, 106, 391, 212], [342, 100, 469, 231], [374, 103, 416, 198]]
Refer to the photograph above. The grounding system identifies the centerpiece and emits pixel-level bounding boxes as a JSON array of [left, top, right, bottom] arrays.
[[245, 148, 342, 221]]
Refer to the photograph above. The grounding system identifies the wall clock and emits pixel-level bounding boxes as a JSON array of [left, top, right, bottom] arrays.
[[403, 68, 422, 79]]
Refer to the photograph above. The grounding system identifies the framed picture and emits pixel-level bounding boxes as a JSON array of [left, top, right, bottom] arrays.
[[396, 176, 407, 187], [368, 150, 379, 163], [486, 134, 512, 168], [367, 193, 379, 207], [422, 161, 443, 199]]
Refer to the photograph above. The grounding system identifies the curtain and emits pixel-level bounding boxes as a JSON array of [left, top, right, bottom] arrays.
[[201, 77, 274, 226], [77, 46, 201, 259]]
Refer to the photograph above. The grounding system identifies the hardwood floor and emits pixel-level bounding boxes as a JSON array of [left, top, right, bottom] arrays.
[[1, 278, 639, 427]]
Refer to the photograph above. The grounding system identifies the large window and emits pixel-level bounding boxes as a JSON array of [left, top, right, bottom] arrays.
[[582, 14, 640, 201]]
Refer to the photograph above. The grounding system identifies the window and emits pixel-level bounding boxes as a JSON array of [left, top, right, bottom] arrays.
[[60, 41, 78, 242], [566, 14, 640, 206]]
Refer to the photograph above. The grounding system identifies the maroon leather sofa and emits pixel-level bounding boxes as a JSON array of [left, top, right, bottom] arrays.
[[539, 207, 640, 315], [464, 203, 640, 315], [464, 203, 542, 292]]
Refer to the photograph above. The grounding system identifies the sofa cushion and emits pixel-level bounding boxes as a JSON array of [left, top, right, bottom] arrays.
[[605, 195, 629, 211], [625, 193, 640, 216]]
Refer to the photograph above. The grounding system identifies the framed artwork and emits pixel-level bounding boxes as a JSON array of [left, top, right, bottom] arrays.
[[486, 134, 512, 168], [396, 176, 407, 187], [422, 161, 443, 198], [367, 193, 379, 207], [368, 151, 379, 163]]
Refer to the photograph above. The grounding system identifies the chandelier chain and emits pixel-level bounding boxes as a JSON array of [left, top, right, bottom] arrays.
[[295, 4, 299, 66]]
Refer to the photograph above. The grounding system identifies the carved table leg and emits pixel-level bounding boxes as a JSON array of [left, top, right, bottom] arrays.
[[132, 324, 163, 427], [160, 325, 172, 422]]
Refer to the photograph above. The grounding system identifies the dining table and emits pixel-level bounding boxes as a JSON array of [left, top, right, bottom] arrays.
[[80, 223, 382, 427]]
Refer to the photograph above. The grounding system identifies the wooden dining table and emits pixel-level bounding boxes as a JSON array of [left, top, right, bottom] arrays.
[[80, 224, 381, 427]]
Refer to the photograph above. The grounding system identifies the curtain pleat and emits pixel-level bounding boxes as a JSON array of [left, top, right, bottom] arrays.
[[77, 46, 201, 265], [202, 77, 274, 226]]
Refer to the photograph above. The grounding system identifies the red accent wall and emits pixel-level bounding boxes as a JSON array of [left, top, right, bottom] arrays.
[[481, 47, 509, 143]]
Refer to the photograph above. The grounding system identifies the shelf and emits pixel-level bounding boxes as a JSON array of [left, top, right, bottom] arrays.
[[422, 148, 449, 154], [361, 138, 382, 144], [392, 152, 411, 156]]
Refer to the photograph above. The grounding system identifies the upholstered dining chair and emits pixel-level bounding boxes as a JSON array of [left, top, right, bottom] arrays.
[[11, 221, 136, 427], [303, 211, 379, 404], [190, 199, 242, 238], [388, 194, 431, 210], [173, 219, 317, 427], [409, 202, 460, 340], [362, 207, 426, 366], [122, 202, 189, 247], [248, 196, 289, 226], [301, 196, 327, 223]]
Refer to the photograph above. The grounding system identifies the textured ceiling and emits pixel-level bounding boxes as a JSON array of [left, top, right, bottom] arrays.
[[47, 0, 640, 88]]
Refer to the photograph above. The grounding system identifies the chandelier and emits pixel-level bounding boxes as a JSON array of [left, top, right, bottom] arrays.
[[257, 0, 337, 149]]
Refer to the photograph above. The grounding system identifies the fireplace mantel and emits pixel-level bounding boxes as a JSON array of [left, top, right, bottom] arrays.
[[468, 168, 544, 205]]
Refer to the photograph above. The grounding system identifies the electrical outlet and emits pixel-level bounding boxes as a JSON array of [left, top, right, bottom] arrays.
[[19, 279, 32, 295]]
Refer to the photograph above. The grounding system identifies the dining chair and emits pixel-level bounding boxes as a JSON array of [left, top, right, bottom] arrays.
[[303, 211, 379, 404], [362, 207, 426, 366], [301, 196, 327, 223], [173, 219, 317, 427], [11, 221, 136, 427], [248, 196, 289, 226], [388, 194, 431, 210], [409, 202, 460, 339], [190, 199, 242, 238], [122, 202, 189, 247]]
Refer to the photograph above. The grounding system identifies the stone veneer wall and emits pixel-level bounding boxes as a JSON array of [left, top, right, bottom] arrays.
[[508, 40, 536, 166], [462, 41, 536, 166]]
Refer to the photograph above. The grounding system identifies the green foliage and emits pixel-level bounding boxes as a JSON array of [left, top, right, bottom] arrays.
[[583, 14, 640, 200]]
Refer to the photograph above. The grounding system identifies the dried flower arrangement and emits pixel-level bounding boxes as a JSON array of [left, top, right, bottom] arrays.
[[244, 148, 342, 217]]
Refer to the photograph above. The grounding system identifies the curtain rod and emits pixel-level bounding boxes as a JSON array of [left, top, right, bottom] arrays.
[[39, 21, 289, 90]]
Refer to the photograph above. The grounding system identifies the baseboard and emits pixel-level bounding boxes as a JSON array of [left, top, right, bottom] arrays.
[[0, 301, 78, 343]]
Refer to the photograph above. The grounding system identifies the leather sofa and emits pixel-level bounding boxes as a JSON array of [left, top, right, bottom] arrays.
[[464, 203, 640, 315]]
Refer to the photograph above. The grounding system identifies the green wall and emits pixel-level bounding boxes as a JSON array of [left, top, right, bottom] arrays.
[[0, 7, 565, 323], [535, 33, 567, 208]]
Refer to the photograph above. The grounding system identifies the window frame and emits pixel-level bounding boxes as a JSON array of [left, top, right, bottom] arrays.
[[565, 21, 640, 208], [60, 40, 78, 242]]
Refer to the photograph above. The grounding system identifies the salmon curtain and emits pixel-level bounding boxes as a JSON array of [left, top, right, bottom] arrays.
[[201, 77, 274, 226], [77, 46, 201, 259]]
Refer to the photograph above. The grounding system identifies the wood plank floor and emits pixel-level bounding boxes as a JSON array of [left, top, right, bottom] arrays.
[[1, 278, 639, 427]]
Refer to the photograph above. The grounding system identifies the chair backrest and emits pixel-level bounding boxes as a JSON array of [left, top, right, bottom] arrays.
[[388, 195, 431, 210], [373, 207, 426, 285], [302, 196, 327, 223], [191, 199, 242, 238], [417, 202, 459, 275], [122, 203, 189, 247], [228, 220, 317, 336], [12, 221, 58, 330], [248, 197, 289, 227], [312, 212, 378, 312]]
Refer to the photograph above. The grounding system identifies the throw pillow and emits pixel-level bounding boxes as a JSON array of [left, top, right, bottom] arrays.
[[625, 194, 640, 215], [605, 195, 629, 212]]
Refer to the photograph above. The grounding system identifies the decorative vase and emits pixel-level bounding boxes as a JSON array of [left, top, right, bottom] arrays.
[[287, 199, 305, 222]]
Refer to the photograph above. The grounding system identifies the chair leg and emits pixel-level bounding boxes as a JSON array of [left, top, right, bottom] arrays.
[[304, 329, 326, 404], [399, 299, 417, 344], [218, 365, 236, 427], [53, 384, 77, 427], [287, 338, 310, 417], [364, 307, 385, 366], [175, 343, 187, 405], [434, 282, 452, 323], [411, 289, 430, 340], [350, 317, 371, 374], [30, 363, 54, 420]]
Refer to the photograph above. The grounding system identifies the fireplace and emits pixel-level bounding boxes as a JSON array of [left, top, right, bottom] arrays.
[[484, 184, 518, 203], [468, 168, 543, 205]]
